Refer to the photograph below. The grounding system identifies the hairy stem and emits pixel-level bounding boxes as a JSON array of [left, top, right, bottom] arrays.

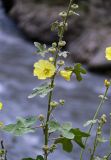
[[43, 1, 73, 160], [80, 87, 109, 160]]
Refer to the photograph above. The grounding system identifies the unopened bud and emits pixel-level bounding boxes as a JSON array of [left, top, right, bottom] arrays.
[[52, 42, 57, 48], [71, 4, 79, 10], [50, 101, 59, 108], [48, 47, 56, 54], [49, 57, 54, 62], [58, 41, 66, 47], [69, 10, 74, 16], [42, 145, 49, 151], [57, 60, 65, 66], [59, 11, 67, 18], [101, 114, 107, 123], [104, 79, 110, 88], [59, 99, 65, 105], [38, 114, 45, 121]]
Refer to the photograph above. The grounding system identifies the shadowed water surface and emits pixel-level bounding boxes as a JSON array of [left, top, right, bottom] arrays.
[[0, 3, 111, 160]]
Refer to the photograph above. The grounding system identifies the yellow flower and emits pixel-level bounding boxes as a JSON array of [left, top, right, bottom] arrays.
[[0, 102, 3, 110], [105, 47, 111, 60], [60, 70, 72, 81], [104, 79, 110, 88], [33, 60, 56, 80]]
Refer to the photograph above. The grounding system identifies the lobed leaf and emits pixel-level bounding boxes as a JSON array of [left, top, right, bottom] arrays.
[[3, 116, 37, 136], [34, 42, 47, 57], [70, 128, 90, 149], [28, 82, 53, 98], [55, 137, 73, 152], [73, 63, 87, 81]]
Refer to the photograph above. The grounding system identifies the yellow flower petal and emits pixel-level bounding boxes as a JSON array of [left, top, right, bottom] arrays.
[[0, 102, 3, 110], [60, 70, 72, 81], [33, 60, 56, 80], [105, 47, 111, 60]]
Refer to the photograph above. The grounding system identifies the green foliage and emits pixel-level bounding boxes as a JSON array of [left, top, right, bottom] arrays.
[[3, 116, 37, 136], [34, 42, 47, 57], [22, 155, 44, 160], [28, 82, 53, 98], [73, 63, 87, 81], [70, 128, 90, 149], [55, 137, 73, 152]]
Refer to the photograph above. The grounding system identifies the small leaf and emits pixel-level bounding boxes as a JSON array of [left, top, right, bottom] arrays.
[[34, 42, 47, 57], [36, 155, 44, 160], [48, 121, 60, 133], [55, 137, 73, 152], [73, 63, 87, 81], [28, 82, 53, 98], [70, 128, 90, 149], [83, 119, 98, 127]]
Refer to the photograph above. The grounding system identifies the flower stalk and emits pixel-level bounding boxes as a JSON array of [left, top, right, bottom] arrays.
[[43, 1, 74, 160]]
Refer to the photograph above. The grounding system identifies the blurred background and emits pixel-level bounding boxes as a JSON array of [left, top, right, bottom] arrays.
[[0, 0, 111, 160]]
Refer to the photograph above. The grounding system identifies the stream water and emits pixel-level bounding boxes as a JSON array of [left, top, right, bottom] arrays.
[[0, 2, 111, 160]]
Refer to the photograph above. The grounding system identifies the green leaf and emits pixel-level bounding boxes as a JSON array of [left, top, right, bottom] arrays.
[[73, 63, 87, 81], [55, 137, 73, 152], [48, 121, 60, 133], [83, 119, 98, 127], [28, 82, 53, 98], [36, 155, 44, 160], [61, 129, 74, 139], [51, 21, 59, 31], [62, 122, 72, 131], [34, 42, 47, 57], [3, 116, 37, 136], [70, 128, 90, 149]]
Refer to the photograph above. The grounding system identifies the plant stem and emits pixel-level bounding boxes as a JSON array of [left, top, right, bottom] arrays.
[[80, 87, 109, 160], [90, 131, 98, 160], [43, 1, 73, 160], [107, 152, 111, 159]]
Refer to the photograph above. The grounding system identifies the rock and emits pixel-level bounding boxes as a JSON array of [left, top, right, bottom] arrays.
[[7, 0, 111, 71], [1, 0, 14, 13]]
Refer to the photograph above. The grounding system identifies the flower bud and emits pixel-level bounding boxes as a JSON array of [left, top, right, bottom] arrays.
[[42, 145, 49, 151], [104, 79, 110, 88], [69, 10, 74, 16], [50, 101, 59, 108], [49, 57, 54, 62], [71, 4, 79, 10], [59, 11, 67, 18], [101, 114, 107, 123], [59, 99, 65, 105], [48, 47, 56, 54], [57, 60, 65, 66], [58, 41, 66, 47], [38, 114, 45, 121], [52, 42, 57, 48]]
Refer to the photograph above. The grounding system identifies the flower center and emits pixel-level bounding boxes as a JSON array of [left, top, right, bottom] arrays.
[[43, 68, 50, 75]]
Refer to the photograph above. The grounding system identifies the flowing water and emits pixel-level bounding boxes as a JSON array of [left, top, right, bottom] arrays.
[[0, 2, 111, 160]]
